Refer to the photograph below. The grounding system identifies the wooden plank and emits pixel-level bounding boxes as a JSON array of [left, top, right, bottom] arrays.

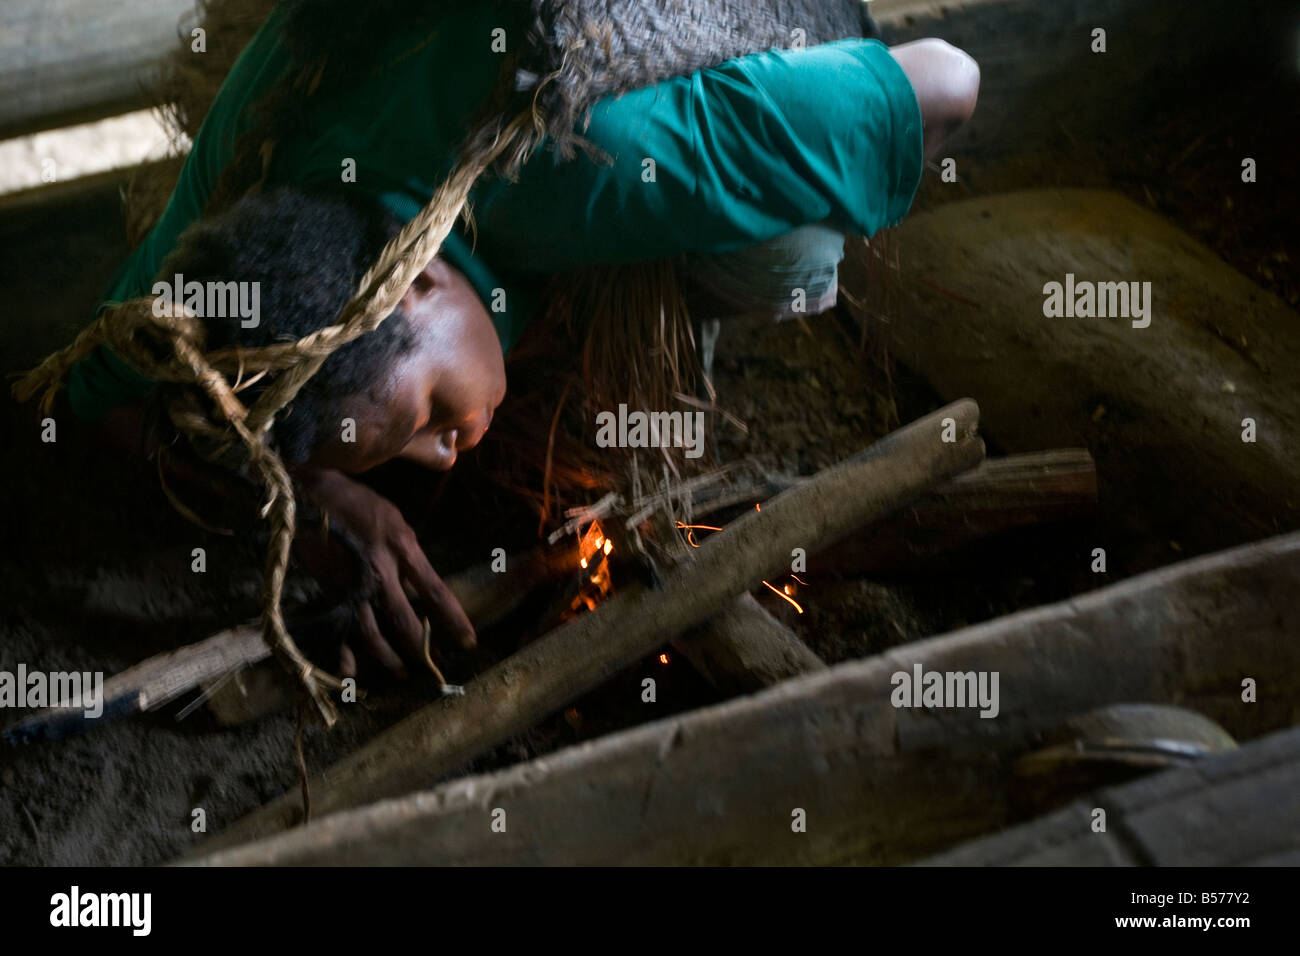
[[0, 0, 194, 138], [181, 530, 1300, 865]]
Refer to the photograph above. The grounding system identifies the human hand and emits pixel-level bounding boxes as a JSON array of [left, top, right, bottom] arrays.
[[293, 467, 475, 679]]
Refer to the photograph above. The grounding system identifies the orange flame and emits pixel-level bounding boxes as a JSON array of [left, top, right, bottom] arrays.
[[571, 519, 615, 612]]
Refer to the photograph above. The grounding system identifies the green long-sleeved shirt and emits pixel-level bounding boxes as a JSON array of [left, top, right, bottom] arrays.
[[68, 2, 922, 421]]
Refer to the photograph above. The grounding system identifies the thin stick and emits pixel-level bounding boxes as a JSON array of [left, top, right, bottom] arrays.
[[421, 618, 465, 698]]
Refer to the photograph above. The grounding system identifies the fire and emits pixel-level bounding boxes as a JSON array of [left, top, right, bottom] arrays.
[[659, 653, 669, 665], [572, 520, 614, 612]]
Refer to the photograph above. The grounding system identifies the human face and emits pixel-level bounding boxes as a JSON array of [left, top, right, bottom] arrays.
[[306, 257, 507, 474]]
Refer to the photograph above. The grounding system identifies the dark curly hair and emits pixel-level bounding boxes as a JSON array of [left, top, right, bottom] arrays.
[[154, 185, 417, 465]]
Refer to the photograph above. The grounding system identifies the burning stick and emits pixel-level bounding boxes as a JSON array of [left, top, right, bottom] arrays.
[[193, 399, 984, 852]]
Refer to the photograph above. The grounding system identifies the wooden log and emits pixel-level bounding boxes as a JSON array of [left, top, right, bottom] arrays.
[[666, 452, 1092, 700], [820, 448, 1096, 572], [693, 449, 1094, 522], [672, 593, 826, 695], [443, 545, 576, 630], [182, 530, 1300, 866], [890, 189, 1300, 570], [192, 399, 985, 853]]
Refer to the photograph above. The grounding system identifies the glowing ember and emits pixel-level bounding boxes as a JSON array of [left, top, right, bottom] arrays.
[[659, 653, 669, 665]]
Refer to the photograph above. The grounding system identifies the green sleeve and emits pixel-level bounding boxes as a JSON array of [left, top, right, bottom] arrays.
[[467, 37, 924, 272]]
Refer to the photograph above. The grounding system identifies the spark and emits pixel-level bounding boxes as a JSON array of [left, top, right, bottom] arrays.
[[675, 520, 723, 549], [762, 579, 804, 614]]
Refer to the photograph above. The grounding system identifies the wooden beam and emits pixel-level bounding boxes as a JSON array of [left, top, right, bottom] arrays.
[[0, 0, 194, 138], [191, 399, 985, 853], [182, 530, 1300, 866]]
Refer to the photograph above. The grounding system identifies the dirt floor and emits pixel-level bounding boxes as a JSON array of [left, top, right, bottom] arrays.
[[2, 15, 1297, 865]]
